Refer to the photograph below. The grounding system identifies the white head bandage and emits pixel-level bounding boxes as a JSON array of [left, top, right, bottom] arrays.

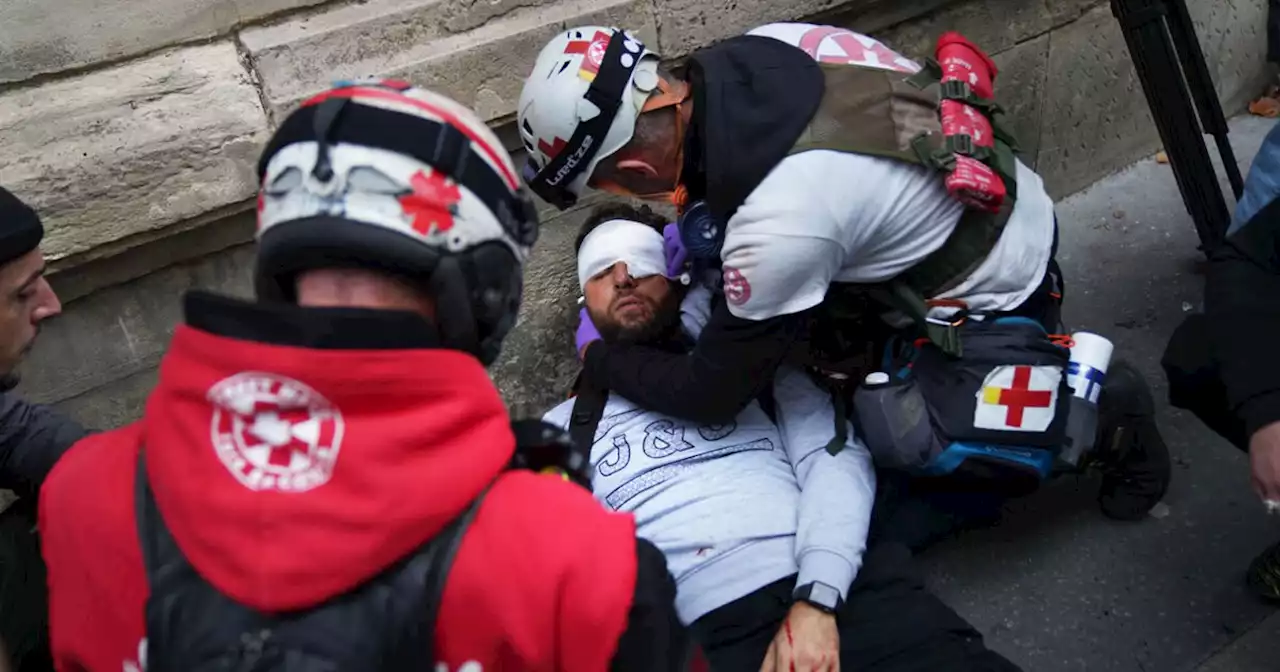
[[577, 219, 668, 291]]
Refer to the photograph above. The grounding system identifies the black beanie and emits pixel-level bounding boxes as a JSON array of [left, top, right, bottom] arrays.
[[0, 187, 44, 266]]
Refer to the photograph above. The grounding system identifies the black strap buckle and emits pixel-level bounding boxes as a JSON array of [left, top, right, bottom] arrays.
[[939, 79, 973, 102], [910, 133, 956, 172], [939, 79, 1003, 116], [905, 57, 943, 90], [948, 133, 975, 156]]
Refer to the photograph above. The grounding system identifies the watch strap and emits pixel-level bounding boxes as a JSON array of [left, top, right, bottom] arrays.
[[792, 581, 843, 614]]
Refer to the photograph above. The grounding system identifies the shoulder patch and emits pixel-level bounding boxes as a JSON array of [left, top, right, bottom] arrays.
[[722, 266, 752, 306]]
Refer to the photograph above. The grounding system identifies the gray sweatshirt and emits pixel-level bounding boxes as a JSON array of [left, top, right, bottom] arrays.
[[544, 365, 875, 623]]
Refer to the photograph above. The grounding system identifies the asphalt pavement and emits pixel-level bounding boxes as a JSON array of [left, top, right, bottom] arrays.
[[923, 114, 1280, 672]]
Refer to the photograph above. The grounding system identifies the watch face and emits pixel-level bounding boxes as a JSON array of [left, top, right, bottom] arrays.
[[810, 582, 841, 610]]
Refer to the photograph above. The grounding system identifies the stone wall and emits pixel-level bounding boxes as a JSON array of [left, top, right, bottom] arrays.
[[0, 0, 1270, 425]]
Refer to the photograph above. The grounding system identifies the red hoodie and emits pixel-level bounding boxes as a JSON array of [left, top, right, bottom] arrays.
[[40, 295, 640, 671]]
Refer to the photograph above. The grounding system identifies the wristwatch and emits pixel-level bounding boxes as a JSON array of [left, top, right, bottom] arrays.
[[792, 581, 843, 614]]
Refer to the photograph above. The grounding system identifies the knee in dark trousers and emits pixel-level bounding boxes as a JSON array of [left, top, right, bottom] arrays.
[[1162, 313, 1249, 451], [835, 543, 1022, 672]]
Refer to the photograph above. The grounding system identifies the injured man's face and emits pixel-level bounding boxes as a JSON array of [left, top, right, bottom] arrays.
[[578, 218, 682, 344]]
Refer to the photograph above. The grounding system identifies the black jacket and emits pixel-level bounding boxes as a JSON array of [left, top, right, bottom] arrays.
[[0, 392, 86, 498], [1206, 196, 1280, 439], [0, 395, 87, 671], [583, 36, 824, 424]]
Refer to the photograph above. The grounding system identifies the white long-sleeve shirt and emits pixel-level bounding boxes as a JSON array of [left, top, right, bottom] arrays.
[[544, 363, 875, 623]]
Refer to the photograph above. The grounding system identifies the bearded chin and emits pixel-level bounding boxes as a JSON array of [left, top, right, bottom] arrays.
[[593, 293, 683, 346]]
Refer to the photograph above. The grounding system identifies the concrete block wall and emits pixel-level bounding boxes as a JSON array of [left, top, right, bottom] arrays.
[[0, 0, 1270, 426]]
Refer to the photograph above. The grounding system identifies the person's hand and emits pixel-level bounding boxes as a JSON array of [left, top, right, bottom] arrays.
[[1250, 420, 1280, 504], [662, 222, 688, 278], [759, 602, 839, 672], [575, 307, 601, 360]]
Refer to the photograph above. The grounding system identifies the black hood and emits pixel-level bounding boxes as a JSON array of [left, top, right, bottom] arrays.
[[683, 35, 826, 222]]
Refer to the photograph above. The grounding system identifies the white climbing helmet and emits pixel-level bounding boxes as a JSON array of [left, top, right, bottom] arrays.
[[517, 26, 664, 209], [254, 79, 539, 364]]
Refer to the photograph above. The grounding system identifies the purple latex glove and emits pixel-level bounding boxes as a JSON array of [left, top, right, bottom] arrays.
[[662, 222, 688, 278], [575, 307, 601, 358]]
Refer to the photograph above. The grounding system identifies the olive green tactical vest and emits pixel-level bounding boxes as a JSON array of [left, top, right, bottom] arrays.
[[788, 59, 1025, 359]]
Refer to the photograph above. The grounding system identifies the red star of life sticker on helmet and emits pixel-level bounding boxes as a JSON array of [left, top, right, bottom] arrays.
[[398, 169, 462, 235]]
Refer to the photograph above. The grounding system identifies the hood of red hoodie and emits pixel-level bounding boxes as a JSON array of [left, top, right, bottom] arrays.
[[142, 292, 514, 612]]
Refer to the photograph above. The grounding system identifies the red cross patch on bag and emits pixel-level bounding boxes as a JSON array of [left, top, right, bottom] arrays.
[[973, 365, 1060, 432]]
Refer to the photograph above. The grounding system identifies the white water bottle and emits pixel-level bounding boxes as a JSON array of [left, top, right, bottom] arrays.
[[1067, 332, 1113, 403], [1060, 332, 1114, 466]]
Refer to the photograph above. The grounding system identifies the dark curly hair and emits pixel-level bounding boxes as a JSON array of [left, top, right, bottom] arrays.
[[574, 203, 671, 253]]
